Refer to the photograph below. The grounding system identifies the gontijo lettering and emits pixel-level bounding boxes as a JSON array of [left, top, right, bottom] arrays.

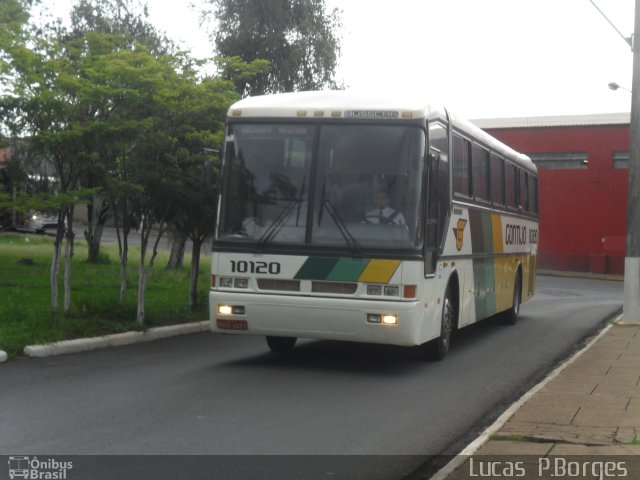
[[505, 223, 527, 246]]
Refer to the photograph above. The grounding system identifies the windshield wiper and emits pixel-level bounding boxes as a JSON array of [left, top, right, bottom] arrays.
[[257, 199, 300, 248], [321, 199, 363, 256], [257, 176, 306, 248]]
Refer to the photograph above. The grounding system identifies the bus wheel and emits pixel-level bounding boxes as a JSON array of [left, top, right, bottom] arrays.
[[266, 336, 297, 353], [422, 286, 454, 361], [505, 272, 521, 325]]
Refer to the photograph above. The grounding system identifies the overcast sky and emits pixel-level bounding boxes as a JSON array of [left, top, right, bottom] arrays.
[[45, 0, 634, 119]]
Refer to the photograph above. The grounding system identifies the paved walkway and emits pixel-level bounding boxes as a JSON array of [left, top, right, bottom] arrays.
[[445, 321, 640, 479]]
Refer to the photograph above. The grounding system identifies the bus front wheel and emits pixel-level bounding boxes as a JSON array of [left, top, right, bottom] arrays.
[[421, 286, 454, 361], [266, 336, 297, 353]]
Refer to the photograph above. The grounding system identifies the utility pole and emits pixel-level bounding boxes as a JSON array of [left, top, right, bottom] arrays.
[[623, 0, 640, 324]]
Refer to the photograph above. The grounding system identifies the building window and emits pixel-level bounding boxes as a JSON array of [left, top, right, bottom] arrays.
[[614, 152, 629, 169], [528, 152, 588, 170]]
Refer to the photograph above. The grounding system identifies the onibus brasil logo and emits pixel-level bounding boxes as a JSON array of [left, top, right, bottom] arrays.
[[8, 456, 73, 480]]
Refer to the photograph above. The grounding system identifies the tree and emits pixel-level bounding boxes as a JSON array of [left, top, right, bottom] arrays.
[[69, 0, 175, 56], [0, 2, 174, 313], [168, 76, 236, 309], [0, 17, 90, 312], [68, 0, 178, 263], [204, 0, 342, 95]]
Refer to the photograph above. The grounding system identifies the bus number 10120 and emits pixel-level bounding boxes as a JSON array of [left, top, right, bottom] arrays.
[[230, 260, 281, 275]]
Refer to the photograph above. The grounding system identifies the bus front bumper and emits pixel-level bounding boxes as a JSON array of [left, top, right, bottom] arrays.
[[209, 291, 426, 347]]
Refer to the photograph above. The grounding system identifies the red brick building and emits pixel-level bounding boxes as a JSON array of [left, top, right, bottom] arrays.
[[474, 113, 630, 275]]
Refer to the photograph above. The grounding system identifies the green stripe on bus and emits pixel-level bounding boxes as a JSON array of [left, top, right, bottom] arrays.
[[326, 258, 370, 281], [482, 211, 494, 255], [469, 209, 496, 255], [473, 257, 497, 319], [469, 209, 485, 254], [294, 257, 339, 280]]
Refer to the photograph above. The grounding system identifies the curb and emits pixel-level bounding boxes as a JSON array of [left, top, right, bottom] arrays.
[[429, 317, 617, 480], [22, 321, 211, 358], [0, 351, 7, 363], [537, 270, 623, 282]]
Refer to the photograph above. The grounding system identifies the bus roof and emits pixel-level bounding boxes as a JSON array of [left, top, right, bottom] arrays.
[[449, 112, 535, 173], [227, 91, 535, 173], [227, 90, 447, 120]]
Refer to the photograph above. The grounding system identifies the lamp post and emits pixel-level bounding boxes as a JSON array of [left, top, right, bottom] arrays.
[[623, 0, 640, 324]]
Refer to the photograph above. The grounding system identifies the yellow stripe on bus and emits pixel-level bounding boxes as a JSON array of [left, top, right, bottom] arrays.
[[491, 213, 503, 254], [494, 256, 515, 312], [358, 259, 401, 284]]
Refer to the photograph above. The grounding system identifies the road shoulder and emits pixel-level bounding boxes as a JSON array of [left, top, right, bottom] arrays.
[[21, 321, 210, 358]]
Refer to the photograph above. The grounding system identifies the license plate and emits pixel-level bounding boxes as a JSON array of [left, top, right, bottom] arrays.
[[216, 319, 248, 330]]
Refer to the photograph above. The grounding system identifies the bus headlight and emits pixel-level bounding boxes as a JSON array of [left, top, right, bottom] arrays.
[[217, 304, 233, 315], [382, 314, 398, 325], [367, 313, 398, 325], [219, 277, 233, 288]]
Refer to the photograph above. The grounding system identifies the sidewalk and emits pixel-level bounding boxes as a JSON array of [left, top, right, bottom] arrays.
[[445, 320, 640, 479]]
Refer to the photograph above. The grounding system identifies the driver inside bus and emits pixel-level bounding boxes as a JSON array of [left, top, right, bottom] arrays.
[[363, 189, 406, 226]]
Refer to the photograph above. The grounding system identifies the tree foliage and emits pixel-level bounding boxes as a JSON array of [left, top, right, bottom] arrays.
[[204, 0, 342, 95], [68, 0, 175, 55], [0, 0, 245, 323]]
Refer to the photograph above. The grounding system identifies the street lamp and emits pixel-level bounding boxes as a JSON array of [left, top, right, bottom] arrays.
[[608, 82, 632, 93], [593, 0, 640, 324], [623, 0, 640, 324]]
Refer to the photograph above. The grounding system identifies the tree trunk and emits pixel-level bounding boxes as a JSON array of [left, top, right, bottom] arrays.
[[136, 264, 148, 326], [85, 196, 109, 263], [50, 210, 65, 311], [167, 231, 187, 269], [119, 246, 128, 304], [63, 206, 75, 314], [136, 218, 166, 326], [112, 201, 130, 305], [189, 239, 202, 310]]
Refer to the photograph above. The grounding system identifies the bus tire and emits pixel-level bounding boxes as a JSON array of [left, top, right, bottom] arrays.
[[505, 272, 521, 325], [266, 336, 297, 353], [421, 286, 454, 361]]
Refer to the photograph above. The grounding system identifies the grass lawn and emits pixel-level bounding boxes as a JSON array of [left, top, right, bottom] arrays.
[[0, 232, 211, 357]]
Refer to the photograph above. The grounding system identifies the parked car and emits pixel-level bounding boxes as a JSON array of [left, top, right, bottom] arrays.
[[24, 211, 58, 232]]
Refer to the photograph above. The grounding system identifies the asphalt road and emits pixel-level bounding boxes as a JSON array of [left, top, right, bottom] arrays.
[[0, 275, 623, 480]]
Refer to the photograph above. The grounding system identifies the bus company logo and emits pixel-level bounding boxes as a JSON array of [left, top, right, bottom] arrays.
[[452, 219, 468, 251], [8, 456, 73, 480]]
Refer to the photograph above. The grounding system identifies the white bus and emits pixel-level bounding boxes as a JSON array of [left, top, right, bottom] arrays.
[[210, 91, 538, 359]]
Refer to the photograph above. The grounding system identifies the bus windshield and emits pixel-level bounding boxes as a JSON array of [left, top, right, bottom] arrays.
[[218, 123, 425, 250]]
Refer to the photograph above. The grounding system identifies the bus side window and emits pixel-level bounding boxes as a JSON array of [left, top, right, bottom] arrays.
[[429, 122, 448, 152], [528, 175, 538, 214], [490, 154, 504, 206], [428, 121, 450, 248], [426, 120, 450, 275], [453, 134, 470, 197], [505, 163, 518, 210], [472, 144, 489, 202], [519, 170, 529, 211]]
